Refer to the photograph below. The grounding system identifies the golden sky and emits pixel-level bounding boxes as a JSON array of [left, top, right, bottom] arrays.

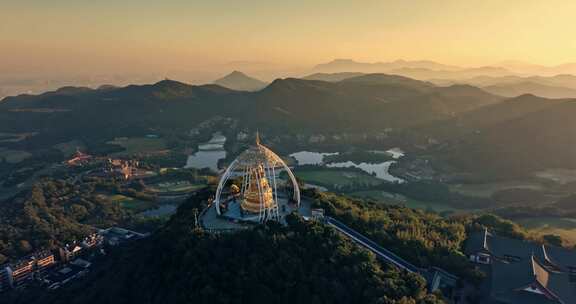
[[1, 0, 576, 79]]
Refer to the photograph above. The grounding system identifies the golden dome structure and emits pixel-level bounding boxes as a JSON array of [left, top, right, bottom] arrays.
[[214, 132, 301, 222]]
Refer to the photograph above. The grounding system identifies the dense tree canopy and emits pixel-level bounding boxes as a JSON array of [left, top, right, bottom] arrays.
[[7, 189, 444, 304], [0, 178, 131, 259]]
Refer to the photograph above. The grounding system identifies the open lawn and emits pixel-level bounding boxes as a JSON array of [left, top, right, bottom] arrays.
[[0, 132, 37, 143], [449, 181, 544, 198], [108, 137, 167, 156], [296, 169, 382, 189], [107, 194, 157, 212], [149, 181, 204, 193], [534, 169, 576, 184], [0, 149, 32, 163], [350, 190, 457, 213], [54, 140, 86, 157]]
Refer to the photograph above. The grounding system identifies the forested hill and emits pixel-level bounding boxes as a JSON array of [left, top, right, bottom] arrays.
[[422, 94, 576, 178], [0, 74, 502, 150], [8, 189, 445, 304]]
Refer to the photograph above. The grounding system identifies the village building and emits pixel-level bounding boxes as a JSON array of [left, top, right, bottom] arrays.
[[9, 257, 35, 287], [0, 265, 11, 292], [35, 250, 56, 272], [66, 149, 92, 166]]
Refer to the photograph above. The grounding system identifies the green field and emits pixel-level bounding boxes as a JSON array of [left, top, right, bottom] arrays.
[[149, 182, 204, 193], [108, 194, 157, 212], [350, 190, 457, 212], [514, 217, 576, 246], [296, 169, 382, 188], [53, 140, 86, 157], [534, 168, 576, 184], [0, 149, 33, 163], [108, 137, 167, 155], [449, 181, 544, 198]]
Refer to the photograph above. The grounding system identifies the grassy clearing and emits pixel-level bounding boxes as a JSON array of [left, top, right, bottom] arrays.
[[100, 194, 157, 212], [149, 182, 204, 193], [0, 132, 36, 143], [350, 190, 457, 212], [53, 140, 86, 157], [449, 181, 544, 198], [296, 169, 382, 188], [534, 169, 576, 184], [515, 217, 576, 246], [0, 149, 33, 163], [108, 137, 167, 155], [109, 194, 134, 204], [120, 200, 157, 212]]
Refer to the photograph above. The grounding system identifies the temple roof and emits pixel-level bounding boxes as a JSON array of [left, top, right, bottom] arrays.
[[465, 230, 576, 270], [489, 256, 575, 304]]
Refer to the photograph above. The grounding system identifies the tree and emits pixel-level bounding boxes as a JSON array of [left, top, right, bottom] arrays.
[[18, 240, 32, 254], [543, 234, 563, 247]]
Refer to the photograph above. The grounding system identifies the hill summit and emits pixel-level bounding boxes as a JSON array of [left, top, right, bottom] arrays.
[[213, 71, 267, 91]]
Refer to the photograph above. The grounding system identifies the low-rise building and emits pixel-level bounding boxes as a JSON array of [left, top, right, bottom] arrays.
[[35, 250, 56, 272], [9, 258, 35, 287], [44, 264, 88, 289], [0, 265, 12, 291], [99, 227, 148, 246], [66, 149, 92, 167], [81, 233, 104, 249]]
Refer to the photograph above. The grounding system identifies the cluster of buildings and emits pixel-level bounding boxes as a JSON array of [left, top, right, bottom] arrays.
[[66, 149, 93, 166], [0, 234, 103, 292], [0, 228, 147, 293], [102, 158, 141, 180], [466, 228, 576, 304], [65, 150, 145, 181]]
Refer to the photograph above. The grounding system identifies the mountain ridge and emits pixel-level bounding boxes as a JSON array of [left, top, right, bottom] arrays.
[[213, 71, 267, 91]]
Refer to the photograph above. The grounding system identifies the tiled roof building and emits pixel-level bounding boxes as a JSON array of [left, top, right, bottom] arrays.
[[465, 229, 576, 303]]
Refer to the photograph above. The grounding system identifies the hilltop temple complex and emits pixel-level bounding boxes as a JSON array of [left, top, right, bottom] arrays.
[[202, 133, 309, 229]]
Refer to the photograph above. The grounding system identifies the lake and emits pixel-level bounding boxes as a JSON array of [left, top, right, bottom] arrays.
[[290, 149, 406, 183], [288, 151, 338, 166], [185, 132, 227, 172], [327, 161, 405, 183]]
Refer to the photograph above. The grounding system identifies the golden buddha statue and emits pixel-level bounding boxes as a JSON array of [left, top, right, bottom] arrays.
[[240, 164, 276, 214]]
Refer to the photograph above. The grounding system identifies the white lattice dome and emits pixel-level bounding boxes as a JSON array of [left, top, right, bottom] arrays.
[[214, 133, 300, 222]]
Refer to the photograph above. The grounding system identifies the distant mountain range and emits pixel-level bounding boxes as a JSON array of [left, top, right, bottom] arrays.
[[312, 59, 576, 81], [3, 73, 576, 178], [304, 72, 576, 98], [0, 73, 501, 148], [311, 59, 513, 79], [303, 72, 365, 82], [213, 71, 267, 91], [419, 93, 576, 178], [482, 82, 576, 99]]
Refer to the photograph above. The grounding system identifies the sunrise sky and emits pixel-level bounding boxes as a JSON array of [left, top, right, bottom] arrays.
[[2, 0, 576, 80]]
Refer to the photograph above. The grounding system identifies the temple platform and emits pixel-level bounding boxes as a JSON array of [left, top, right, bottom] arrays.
[[200, 195, 313, 231]]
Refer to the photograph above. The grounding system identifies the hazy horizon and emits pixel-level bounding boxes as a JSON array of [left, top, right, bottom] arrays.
[[3, 0, 576, 96]]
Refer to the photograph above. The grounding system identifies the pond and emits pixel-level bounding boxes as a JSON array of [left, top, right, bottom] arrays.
[[289, 151, 338, 166], [185, 132, 227, 172], [327, 161, 405, 183], [138, 204, 178, 218], [290, 148, 406, 183]]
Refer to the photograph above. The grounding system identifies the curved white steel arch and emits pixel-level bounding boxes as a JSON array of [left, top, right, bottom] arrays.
[[213, 140, 300, 222]]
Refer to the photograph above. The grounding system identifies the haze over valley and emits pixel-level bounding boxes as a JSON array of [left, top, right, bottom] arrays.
[[3, 1, 576, 304]]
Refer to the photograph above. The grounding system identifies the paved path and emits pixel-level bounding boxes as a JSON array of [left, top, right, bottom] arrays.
[[325, 216, 459, 296], [326, 216, 421, 273]]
